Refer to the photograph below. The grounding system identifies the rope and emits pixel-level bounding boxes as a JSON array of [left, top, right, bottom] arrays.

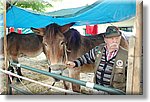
[[18, 78, 33, 94], [0, 69, 81, 95], [12, 65, 33, 94], [64, 44, 68, 62]]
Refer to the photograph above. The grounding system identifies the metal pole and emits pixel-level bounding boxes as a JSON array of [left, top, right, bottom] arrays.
[[10, 62, 125, 95], [0, 69, 81, 95]]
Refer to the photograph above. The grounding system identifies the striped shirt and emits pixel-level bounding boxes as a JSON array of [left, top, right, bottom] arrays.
[[96, 47, 116, 87], [74, 46, 98, 67], [74, 46, 118, 87]]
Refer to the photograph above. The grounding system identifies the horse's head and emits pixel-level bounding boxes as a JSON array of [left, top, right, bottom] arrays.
[[31, 23, 75, 74]]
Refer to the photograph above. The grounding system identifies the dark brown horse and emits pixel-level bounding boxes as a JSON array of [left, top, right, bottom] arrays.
[[31, 23, 128, 92], [0, 32, 44, 81]]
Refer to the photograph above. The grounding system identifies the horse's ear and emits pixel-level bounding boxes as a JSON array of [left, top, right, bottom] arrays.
[[31, 27, 45, 36], [120, 36, 129, 50], [59, 22, 75, 33]]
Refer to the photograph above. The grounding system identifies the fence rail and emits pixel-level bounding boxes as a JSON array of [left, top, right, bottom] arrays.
[[0, 68, 81, 95], [9, 62, 125, 95]]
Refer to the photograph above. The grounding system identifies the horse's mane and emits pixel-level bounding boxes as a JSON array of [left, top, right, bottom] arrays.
[[45, 23, 61, 40], [64, 28, 81, 51], [45, 23, 82, 51]]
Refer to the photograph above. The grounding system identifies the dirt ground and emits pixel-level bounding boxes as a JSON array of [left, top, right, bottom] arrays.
[[0, 52, 96, 95]]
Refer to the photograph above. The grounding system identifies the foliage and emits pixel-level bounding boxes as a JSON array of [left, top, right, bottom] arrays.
[[7, 0, 53, 12], [0, 1, 3, 14]]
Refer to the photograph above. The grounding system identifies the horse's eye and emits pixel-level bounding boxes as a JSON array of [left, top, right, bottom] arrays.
[[60, 41, 65, 46]]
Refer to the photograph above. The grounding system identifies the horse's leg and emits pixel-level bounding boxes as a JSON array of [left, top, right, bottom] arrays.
[[69, 68, 81, 92], [63, 80, 70, 90], [15, 61, 23, 82], [62, 69, 70, 90], [12, 56, 23, 82], [8, 62, 15, 80], [62, 69, 71, 94]]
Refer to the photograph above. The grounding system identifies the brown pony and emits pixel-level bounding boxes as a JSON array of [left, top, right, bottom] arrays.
[[31, 23, 128, 92], [0, 32, 44, 82]]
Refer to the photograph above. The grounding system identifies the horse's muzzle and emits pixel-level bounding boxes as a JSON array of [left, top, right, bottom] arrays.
[[48, 67, 62, 82]]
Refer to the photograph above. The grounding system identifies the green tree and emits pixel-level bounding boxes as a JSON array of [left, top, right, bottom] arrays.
[[0, 1, 3, 14], [6, 0, 53, 12]]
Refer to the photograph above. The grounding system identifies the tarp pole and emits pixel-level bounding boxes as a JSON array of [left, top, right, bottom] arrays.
[[3, 0, 11, 94], [132, 0, 143, 94], [126, 36, 135, 94], [3, 0, 7, 70], [126, 0, 142, 95]]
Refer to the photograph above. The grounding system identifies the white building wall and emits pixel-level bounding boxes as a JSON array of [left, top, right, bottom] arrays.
[[98, 17, 135, 33]]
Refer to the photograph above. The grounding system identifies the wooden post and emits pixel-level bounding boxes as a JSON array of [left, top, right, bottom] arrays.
[[126, 0, 142, 95], [3, 0, 7, 69], [132, 0, 143, 94], [3, 0, 12, 95], [126, 36, 135, 94]]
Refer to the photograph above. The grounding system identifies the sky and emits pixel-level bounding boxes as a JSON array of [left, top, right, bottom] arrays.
[[44, 0, 98, 12]]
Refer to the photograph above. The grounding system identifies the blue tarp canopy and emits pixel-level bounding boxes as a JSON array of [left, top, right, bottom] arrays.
[[46, 6, 87, 17], [6, 0, 136, 28]]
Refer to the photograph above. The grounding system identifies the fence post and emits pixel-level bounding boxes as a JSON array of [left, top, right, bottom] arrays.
[[132, 0, 142, 94]]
